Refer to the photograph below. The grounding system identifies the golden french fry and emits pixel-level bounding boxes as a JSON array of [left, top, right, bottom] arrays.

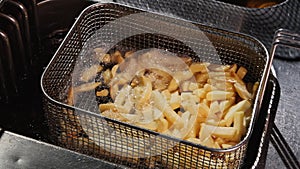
[[221, 144, 233, 149], [207, 101, 222, 121], [186, 137, 201, 144], [195, 73, 209, 83], [189, 62, 208, 73], [99, 103, 118, 112], [237, 66, 247, 79], [203, 124, 237, 139], [74, 82, 101, 93], [208, 64, 231, 72], [67, 87, 74, 105], [96, 89, 109, 97], [101, 110, 124, 120], [219, 97, 236, 113], [165, 106, 183, 127], [134, 76, 152, 109], [193, 88, 206, 99], [135, 121, 158, 131], [229, 64, 237, 73], [200, 135, 217, 148], [203, 84, 217, 92], [102, 69, 112, 84], [169, 91, 181, 110], [205, 119, 227, 127], [111, 50, 124, 64], [188, 82, 199, 91], [167, 78, 179, 92], [224, 100, 251, 126], [114, 85, 131, 106], [234, 83, 251, 100], [173, 70, 193, 82], [80, 65, 103, 82], [124, 51, 134, 58], [181, 92, 198, 104], [181, 81, 190, 92], [111, 64, 119, 78], [157, 118, 169, 133], [252, 82, 259, 98], [206, 90, 235, 101], [198, 103, 210, 118], [161, 89, 171, 101], [232, 111, 245, 142], [215, 137, 227, 145], [186, 121, 200, 138]]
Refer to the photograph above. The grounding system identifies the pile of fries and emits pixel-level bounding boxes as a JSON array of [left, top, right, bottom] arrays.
[[74, 48, 259, 149]]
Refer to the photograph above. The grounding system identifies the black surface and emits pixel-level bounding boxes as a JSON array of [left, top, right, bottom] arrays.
[[0, 131, 126, 169]]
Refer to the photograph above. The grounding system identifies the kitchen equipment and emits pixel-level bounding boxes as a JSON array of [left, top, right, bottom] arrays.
[[41, 3, 273, 168]]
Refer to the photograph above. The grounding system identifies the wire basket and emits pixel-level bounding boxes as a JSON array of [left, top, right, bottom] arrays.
[[41, 3, 272, 168]]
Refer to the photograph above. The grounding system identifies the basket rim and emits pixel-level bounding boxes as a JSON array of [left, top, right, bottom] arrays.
[[40, 2, 272, 154]]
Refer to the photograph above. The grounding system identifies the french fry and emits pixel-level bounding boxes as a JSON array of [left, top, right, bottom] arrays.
[[102, 69, 112, 84], [181, 92, 198, 104], [224, 100, 251, 127], [111, 50, 124, 64], [202, 124, 237, 139], [198, 103, 209, 116], [221, 144, 233, 149], [164, 106, 184, 128], [80, 65, 103, 82], [208, 64, 231, 72], [74, 82, 101, 93], [206, 91, 235, 101], [219, 97, 236, 113], [188, 82, 199, 91], [203, 84, 217, 92], [207, 101, 222, 121], [157, 118, 169, 133], [196, 73, 209, 83], [200, 136, 217, 148], [67, 87, 74, 105], [135, 121, 158, 131], [173, 70, 193, 82], [193, 88, 206, 99], [111, 64, 119, 77], [232, 111, 245, 142], [96, 89, 109, 97], [229, 63, 237, 73], [114, 85, 131, 106], [124, 51, 134, 58], [237, 66, 247, 79], [161, 89, 171, 101], [169, 91, 181, 110], [134, 76, 152, 109], [185, 121, 200, 139], [99, 103, 118, 112], [186, 137, 201, 144], [234, 83, 251, 100], [189, 62, 208, 73], [181, 81, 190, 92], [167, 78, 179, 92]]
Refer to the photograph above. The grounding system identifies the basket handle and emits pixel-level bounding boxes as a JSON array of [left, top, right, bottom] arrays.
[[271, 29, 300, 60], [269, 29, 300, 169]]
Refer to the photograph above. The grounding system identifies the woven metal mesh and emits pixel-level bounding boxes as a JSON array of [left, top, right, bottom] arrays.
[[41, 3, 270, 168], [110, 0, 300, 58]]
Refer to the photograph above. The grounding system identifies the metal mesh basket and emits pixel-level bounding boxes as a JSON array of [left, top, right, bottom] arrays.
[[41, 3, 272, 168]]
